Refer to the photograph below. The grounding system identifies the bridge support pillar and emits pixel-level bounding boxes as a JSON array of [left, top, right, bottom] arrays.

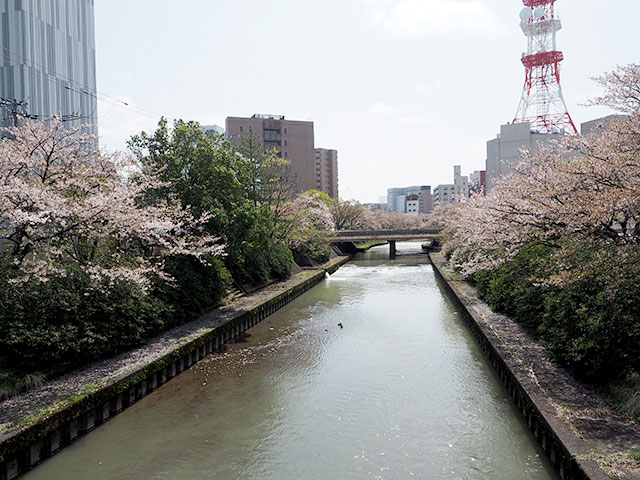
[[388, 240, 396, 259]]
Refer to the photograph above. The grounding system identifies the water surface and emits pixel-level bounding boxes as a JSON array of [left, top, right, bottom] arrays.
[[24, 242, 557, 479]]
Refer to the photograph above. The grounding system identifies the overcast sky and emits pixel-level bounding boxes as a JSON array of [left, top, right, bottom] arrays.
[[94, 0, 640, 203]]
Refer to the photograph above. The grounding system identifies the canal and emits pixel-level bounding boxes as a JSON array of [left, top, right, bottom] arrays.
[[23, 242, 558, 479]]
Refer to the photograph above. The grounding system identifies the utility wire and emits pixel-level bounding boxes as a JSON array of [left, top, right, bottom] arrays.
[[0, 45, 163, 121]]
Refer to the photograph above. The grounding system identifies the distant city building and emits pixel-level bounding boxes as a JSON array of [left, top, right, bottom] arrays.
[[387, 185, 430, 213], [405, 194, 419, 214], [0, 0, 97, 133], [434, 165, 469, 208], [469, 170, 486, 196], [433, 184, 455, 208], [418, 187, 433, 214], [314, 148, 339, 198], [453, 165, 469, 200], [202, 124, 225, 136], [485, 122, 565, 192], [387, 188, 406, 213], [226, 114, 316, 193]]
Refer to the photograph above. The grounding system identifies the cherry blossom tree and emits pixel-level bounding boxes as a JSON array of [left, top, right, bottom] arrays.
[[340, 205, 426, 231], [439, 63, 640, 286], [0, 118, 223, 287], [280, 191, 333, 250]]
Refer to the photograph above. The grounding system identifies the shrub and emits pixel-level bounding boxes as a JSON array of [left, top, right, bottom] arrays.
[[268, 243, 294, 279], [471, 244, 640, 382], [0, 267, 168, 375], [155, 255, 231, 326]]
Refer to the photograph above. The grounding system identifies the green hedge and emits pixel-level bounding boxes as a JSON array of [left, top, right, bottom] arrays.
[[471, 245, 640, 382], [0, 255, 231, 380]]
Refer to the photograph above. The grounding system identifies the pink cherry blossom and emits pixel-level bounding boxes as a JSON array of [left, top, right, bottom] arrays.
[[0, 117, 224, 288], [436, 64, 640, 287]]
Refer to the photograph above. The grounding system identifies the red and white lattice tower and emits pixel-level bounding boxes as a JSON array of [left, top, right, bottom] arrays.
[[513, 0, 577, 134]]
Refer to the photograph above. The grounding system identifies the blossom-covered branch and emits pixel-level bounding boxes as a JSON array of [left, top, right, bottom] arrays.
[[437, 64, 640, 286], [0, 118, 223, 286]]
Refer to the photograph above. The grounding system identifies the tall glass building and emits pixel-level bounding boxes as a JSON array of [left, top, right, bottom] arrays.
[[0, 0, 97, 132]]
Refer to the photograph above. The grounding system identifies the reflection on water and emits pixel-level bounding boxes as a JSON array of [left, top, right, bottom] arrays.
[[24, 242, 558, 480]]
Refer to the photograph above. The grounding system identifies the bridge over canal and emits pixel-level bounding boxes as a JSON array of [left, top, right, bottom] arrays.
[[328, 228, 441, 257]]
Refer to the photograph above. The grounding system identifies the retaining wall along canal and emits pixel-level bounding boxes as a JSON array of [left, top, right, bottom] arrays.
[[0, 256, 350, 480], [429, 253, 615, 480]]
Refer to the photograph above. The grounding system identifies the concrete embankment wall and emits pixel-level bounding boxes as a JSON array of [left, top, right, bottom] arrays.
[[0, 256, 350, 480], [429, 254, 607, 480]]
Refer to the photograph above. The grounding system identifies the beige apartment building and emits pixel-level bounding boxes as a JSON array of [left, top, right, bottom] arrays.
[[226, 114, 316, 193], [314, 148, 339, 198]]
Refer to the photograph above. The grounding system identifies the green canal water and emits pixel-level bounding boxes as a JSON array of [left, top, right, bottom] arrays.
[[24, 242, 558, 479]]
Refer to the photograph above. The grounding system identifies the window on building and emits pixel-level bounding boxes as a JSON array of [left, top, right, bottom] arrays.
[[284, 152, 288, 158], [284, 128, 287, 134], [284, 140, 287, 146], [240, 126, 243, 133]]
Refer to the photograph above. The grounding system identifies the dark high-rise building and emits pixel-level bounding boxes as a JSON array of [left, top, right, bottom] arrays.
[[0, 0, 97, 132]]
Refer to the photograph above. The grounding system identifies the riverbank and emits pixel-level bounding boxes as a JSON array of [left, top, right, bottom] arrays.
[[0, 255, 349, 480], [429, 252, 640, 480]]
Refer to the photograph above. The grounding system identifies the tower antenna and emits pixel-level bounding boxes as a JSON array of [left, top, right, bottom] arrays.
[[513, 0, 577, 134]]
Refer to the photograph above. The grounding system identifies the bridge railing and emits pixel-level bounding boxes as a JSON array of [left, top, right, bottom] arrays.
[[330, 228, 441, 238]]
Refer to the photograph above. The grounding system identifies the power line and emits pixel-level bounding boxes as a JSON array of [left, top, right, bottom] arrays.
[[0, 45, 163, 122], [0, 97, 83, 125], [0, 49, 97, 121]]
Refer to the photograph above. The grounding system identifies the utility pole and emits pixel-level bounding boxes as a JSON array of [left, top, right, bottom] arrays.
[[0, 98, 29, 127]]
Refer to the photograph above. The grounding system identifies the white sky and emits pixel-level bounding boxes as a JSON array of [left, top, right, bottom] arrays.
[[94, 0, 640, 203]]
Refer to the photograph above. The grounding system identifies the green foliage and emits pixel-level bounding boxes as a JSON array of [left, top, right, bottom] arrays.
[[0, 254, 235, 379], [471, 244, 640, 382], [628, 451, 640, 460], [129, 118, 247, 228], [305, 189, 333, 206], [291, 240, 331, 266], [266, 243, 295, 280], [471, 244, 551, 329], [0, 266, 168, 376], [0, 118, 311, 397], [609, 372, 640, 420], [0, 372, 46, 402], [129, 118, 293, 287], [155, 255, 231, 326]]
